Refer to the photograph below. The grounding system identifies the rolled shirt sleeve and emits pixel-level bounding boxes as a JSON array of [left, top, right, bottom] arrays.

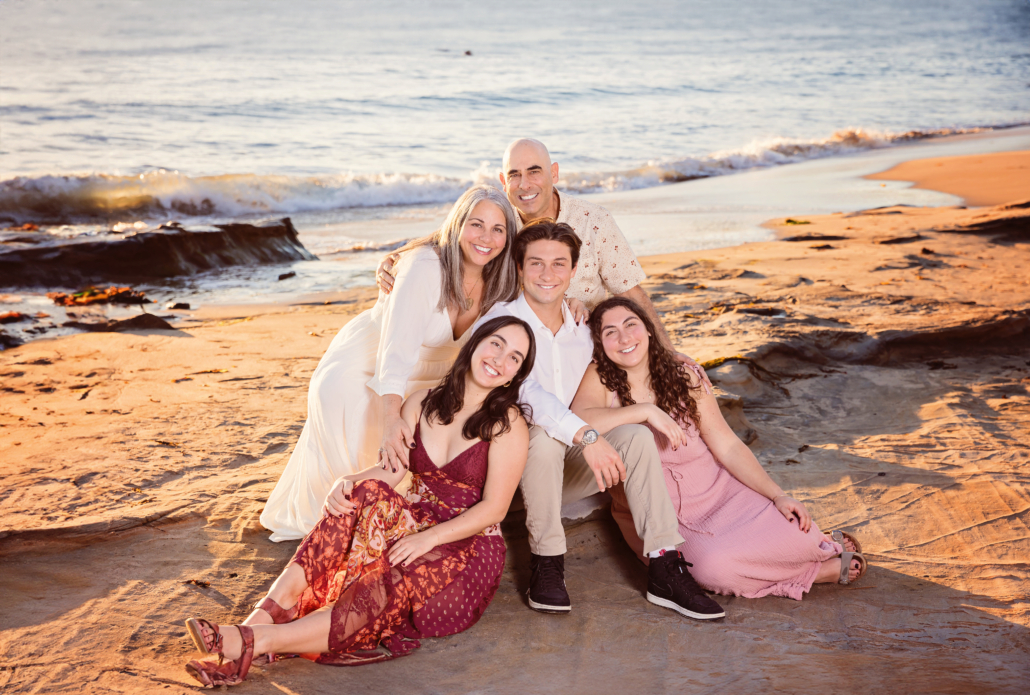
[[519, 378, 588, 446], [366, 247, 441, 398]]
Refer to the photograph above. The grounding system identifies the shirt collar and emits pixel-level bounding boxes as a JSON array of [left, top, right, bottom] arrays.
[[514, 292, 580, 336]]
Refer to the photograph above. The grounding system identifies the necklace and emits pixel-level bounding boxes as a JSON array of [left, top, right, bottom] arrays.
[[462, 275, 482, 311]]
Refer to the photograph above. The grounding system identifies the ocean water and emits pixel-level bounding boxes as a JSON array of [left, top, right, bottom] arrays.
[[0, 0, 1028, 307]]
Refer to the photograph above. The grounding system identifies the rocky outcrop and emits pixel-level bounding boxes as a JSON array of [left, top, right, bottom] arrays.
[[0, 218, 316, 287]]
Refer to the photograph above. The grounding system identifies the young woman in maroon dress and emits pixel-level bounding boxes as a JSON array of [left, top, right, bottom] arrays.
[[182, 315, 536, 687]]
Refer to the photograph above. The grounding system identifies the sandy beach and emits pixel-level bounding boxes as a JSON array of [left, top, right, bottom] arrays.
[[1, 147, 1028, 693]]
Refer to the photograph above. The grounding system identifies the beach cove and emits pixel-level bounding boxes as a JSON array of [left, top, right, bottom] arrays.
[[1, 142, 1028, 693]]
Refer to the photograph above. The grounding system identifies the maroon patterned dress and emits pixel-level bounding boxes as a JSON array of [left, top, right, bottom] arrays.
[[288, 420, 505, 666]]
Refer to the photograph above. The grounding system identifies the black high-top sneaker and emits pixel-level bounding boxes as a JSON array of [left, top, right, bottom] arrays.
[[646, 551, 725, 620], [527, 553, 571, 613]]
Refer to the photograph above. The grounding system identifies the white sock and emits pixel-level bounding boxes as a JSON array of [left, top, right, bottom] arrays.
[[647, 546, 677, 559]]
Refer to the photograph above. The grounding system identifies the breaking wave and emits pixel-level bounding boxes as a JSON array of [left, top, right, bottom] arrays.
[[555, 126, 995, 192], [0, 126, 1001, 225]]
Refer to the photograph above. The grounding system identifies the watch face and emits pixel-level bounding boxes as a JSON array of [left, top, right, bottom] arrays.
[[583, 429, 598, 445]]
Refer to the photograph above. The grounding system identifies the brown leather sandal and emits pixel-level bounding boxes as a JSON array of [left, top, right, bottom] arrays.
[[184, 624, 255, 688], [185, 617, 223, 655], [254, 597, 298, 663], [838, 551, 867, 585], [255, 596, 298, 624], [829, 530, 863, 554]]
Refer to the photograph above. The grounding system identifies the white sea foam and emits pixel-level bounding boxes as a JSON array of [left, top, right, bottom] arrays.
[[0, 170, 471, 224], [556, 127, 993, 193], [0, 126, 1004, 224]]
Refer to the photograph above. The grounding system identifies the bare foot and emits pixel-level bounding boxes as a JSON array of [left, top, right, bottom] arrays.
[[195, 622, 243, 660], [825, 533, 857, 553], [218, 625, 244, 660], [814, 556, 862, 584], [243, 608, 274, 627]]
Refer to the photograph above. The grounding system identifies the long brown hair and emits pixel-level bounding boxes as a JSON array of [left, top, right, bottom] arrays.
[[421, 315, 536, 442], [587, 296, 702, 427], [393, 185, 521, 315]]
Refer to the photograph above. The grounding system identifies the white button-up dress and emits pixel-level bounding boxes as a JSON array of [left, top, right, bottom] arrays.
[[261, 246, 468, 541]]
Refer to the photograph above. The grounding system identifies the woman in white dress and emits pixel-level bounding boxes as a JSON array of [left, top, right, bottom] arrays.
[[260, 185, 521, 542]]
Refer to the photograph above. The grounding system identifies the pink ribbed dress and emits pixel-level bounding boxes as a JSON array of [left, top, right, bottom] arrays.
[[609, 380, 842, 600]]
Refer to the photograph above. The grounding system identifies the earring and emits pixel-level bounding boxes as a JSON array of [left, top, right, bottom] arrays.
[[503, 380, 512, 388]]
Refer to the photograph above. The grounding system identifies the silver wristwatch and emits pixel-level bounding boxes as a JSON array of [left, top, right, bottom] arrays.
[[580, 428, 599, 445]]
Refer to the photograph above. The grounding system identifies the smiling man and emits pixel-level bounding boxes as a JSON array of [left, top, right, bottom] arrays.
[[498, 138, 692, 360], [378, 138, 702, 370], [475, 220, 725, 621]]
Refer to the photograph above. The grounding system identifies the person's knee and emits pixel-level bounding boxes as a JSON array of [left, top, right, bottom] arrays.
[[525, 428, 566, 472], [608, 423, 651, 444], [352, 478, 392, 504], [607, 424, 658, 466]]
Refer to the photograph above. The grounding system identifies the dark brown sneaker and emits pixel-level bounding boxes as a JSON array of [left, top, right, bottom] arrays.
[[527, 553, 571, 613], [646, 551, 725, 620]]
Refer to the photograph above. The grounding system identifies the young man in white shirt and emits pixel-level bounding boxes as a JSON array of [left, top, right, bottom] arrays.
[[476, 220, 725, 621]]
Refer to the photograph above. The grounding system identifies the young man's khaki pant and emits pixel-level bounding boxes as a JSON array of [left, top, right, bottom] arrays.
[[520, 423, 684, 556]]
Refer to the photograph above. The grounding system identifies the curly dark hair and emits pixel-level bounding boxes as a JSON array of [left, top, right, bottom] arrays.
[[586, 296, 702, 427], [421, 315, 536, 442]]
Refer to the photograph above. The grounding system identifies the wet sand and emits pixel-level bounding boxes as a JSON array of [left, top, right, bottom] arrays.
[[1, 151, 1028, 693], [866, 149, 1030, 206]]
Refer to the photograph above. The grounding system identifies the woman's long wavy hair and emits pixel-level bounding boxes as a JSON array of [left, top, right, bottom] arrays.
[[587, 296, 702, 427], [422, 315, 536, 442], [395, 185, 521, 315]]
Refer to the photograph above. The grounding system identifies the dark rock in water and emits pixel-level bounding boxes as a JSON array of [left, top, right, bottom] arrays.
[[1, 234, 45, 244], [166, 302, 191, 310], [0, 311, 29, 324], [0, 218, 316, 288], [278, 271, 296, 281], [0, 330, 23, 349], [64, 313, 176, 333]]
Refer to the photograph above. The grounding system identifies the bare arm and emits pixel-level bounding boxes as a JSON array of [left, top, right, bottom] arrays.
[[694, 386, 812, 531], [388, 410, 529, 566], [570, 363, 688, 448], [379, 393, 414, 471], [322, 390, 425, 517]]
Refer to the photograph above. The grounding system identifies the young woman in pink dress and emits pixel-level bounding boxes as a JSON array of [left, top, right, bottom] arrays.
[[571, 297, 867, 600], [182, 315, 535, 687]]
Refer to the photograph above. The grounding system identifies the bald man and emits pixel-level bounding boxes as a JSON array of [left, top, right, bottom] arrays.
[[380, 138, 703, 362], [498, 138, 660, 319]]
